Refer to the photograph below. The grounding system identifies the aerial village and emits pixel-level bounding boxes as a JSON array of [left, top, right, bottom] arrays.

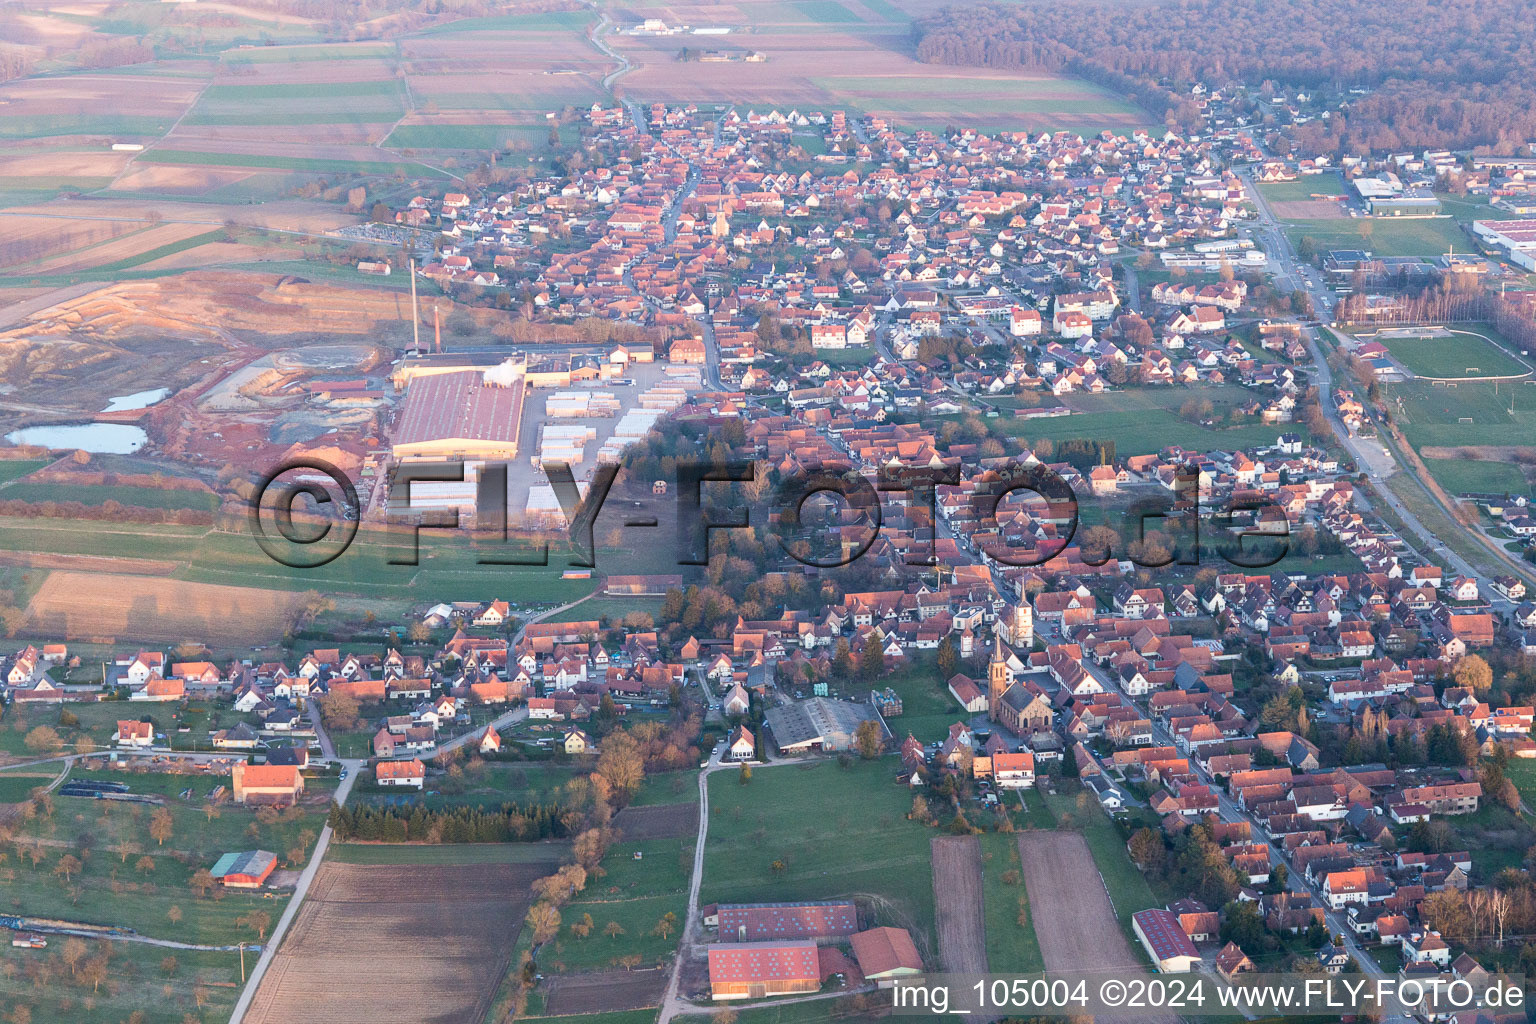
[[6, 85, 1536, 1017]]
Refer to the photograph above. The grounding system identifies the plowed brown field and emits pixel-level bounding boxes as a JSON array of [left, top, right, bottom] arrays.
[[245, 859, 556, 1024]]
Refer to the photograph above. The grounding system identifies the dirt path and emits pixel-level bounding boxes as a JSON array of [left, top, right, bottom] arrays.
[[1017, 832, 1178, 1024], [931, 834, 987, 975]]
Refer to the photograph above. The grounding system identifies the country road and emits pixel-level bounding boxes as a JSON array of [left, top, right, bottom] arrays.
[[228, 585, 600, 1023], [226, 762, 359, 1024], [1240, 165, 1535, 595]]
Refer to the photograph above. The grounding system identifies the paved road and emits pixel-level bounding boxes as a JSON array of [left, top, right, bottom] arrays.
[[1240, 166, 1534, 594], [227, 763, 360, 1024]]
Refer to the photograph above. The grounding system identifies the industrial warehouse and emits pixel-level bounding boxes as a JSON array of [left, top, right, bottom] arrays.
[[390, 363, 526, 461]]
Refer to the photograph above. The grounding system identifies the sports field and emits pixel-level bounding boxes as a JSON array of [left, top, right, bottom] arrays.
[[1283, 216, 1469, 259], [1383, 330, 1530, 379], [1257, 174, 1346, 201], [1389, 378, 1536, 448]]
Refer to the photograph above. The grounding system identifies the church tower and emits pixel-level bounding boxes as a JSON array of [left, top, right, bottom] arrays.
[[1011, 602, 1033, 648], [988, 634, 1012, 721]]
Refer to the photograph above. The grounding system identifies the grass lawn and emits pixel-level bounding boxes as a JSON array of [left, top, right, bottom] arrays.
[[525, 1013, 660, 1024], [793, 0, 865, 22], [0, 460, 45, 485], [0, 516, 602, 607], [702, 759, 936, 946], [222, 42, 396, 63], [1388, 378, 1536, 449], [1000, 406, 1286, 458], [0, 940, 242, 1024], [810, 74, 1146, 130], [675, 1005, 848, 1024], [352, 760, 579, 812], [183, 80, 405, 127], [0, 481, 219, 512], [385, 123, 575, 151], [1015, 788, 1058, 831], [875, 654, 964, 744], [1283, 216, 1469, 260], [0, 769, 56, 802], [629, 771, 698, 807], [136, 149, 446, 178], [0, 763, 332, 946], [1383, 331, 1530, 379], [540, 834, 692, 972], [979, 831, 1044, 973], [415, 9, 592, 32], [1423, 458, 1530, 498], [0, 115, 171, 140], [0, 700, 186, 756], [1502, 759, 1536, 806], [1258, 175, 1345, 201]]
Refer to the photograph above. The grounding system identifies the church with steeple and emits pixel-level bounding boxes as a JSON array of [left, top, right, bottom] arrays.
[[988, 634, 1013, 721]]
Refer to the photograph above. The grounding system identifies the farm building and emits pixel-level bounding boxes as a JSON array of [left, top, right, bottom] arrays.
[[392, 367, 525, 460], [209, 850, 278, 889], [849, 927, 923, 986], [231, 763, 305, 807], [714, 901, 858, 941], [764, 697, 884, 754], [708, 941, 821, 1000], [1132, 909, 1201, 973]]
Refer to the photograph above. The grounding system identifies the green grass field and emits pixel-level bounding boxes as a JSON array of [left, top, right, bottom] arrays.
[[136, 149, 446, 178], [416, 9, 592, 33], [810, 74, 1146, 129], [222, 43, 396, 64], [0, 700, 192, 757], [877, 654, 964, 744], [0, 763, 333, 947], [1423, 458, 1531, 498], [1001, 407, 1287, 458], [0, 481, 220, 512], [0, 115, 171, 140], [183, 79, 406, 126], [354, 760, 580, 812], [384, 123, 578, 151], [415, 87, 606, 114], [1389, 378, 1536, 448], [0, 515, 602, 605], [1284, 216, 1469, 259], [0, 460, 45, 485], [1257, 175, 1345, 201], [1383, 331, 1530, 379], [544, 834, 692, 971], [1503, 760, 1536, 806], [793, 0, 865, 22], [702, 759, 937, 946], [0, 941, 243, 1024], [0, 770, 56, 802], [979, 831, 1044, 973]]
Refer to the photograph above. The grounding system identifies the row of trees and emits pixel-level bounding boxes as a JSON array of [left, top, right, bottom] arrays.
[[325, 801, 570, 843]]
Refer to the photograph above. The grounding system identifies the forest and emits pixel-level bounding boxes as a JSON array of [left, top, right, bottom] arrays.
[[914, 0, 1536, 151]]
